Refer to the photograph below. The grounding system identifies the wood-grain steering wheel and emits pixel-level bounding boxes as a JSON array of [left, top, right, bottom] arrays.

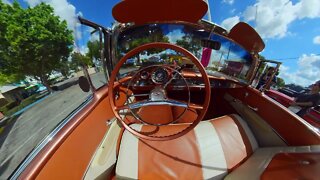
[[109, 42, 211, 141]]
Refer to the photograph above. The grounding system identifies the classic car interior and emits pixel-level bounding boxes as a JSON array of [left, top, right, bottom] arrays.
[[12, 0, 319, 179]]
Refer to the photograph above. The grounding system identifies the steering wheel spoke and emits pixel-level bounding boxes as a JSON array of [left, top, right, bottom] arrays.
[[115, 105, 130, 111], [130, 93, 149, 97], [163, 71, 180, 89], [118, 99, 189, 111], [188, 103, 204, 110], [166, 98, 203, 110]]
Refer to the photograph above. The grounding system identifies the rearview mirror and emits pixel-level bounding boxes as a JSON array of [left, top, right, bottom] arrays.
[[201, 39, 221, 50]]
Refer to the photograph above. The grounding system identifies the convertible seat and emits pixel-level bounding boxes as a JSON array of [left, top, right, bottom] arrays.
[[116, 114, 258, 179], [116, 114, 320, 179]]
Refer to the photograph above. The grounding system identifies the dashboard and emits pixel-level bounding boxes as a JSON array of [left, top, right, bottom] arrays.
[[122, 66, 238, 91]]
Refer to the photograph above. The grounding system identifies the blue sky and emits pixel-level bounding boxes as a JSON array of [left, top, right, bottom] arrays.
[[3, 0, 320, 86]]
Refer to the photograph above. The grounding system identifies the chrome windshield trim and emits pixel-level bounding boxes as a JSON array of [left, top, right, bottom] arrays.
[[9, 95, 93, 179]]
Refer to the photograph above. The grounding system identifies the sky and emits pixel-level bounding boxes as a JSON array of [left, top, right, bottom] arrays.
[[2, 0, 320, 87]]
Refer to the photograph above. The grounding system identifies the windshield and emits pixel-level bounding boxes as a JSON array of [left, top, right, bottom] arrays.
[[114, 23, 253, 83]]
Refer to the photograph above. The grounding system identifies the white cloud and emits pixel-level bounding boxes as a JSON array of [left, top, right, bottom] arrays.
[[296, 0, 320, 19], [25, 0, 40, 6], [90, 32, 100, 42], [242, 0, 320, 39], [230, 8, 236, 14], [79, 45, 88, 55], [279, 54, 320, 86], [221, 16, 240, 31], [2, 0, 11, 4], [166, 29, 184, 43], [72, 44, 88, 55], [223, 0, 234, 5], [279, 65, 289, 72], [24, 0, 81, 36], [243, 0, 297, 38], [313, 36, 320, 45]]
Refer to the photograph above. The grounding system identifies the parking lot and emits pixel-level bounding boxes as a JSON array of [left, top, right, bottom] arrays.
[[0, 72, 105, 179]]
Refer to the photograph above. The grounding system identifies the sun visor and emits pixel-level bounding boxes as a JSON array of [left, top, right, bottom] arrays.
[[112, 0, 208, 25], [228, 22, 265, 53]]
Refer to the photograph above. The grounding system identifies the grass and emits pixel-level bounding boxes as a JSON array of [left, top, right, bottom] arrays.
[[1, 94, 39, 116], [0, 127, 3, 134]]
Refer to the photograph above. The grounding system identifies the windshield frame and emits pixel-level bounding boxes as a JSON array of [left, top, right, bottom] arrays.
[[110, 20, 259, 85]]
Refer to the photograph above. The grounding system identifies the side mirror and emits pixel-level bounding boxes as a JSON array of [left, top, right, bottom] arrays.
[[78, 76, 90, 92]]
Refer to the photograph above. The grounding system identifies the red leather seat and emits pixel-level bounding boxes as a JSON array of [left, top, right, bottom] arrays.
[[116, 114, 258, 179]]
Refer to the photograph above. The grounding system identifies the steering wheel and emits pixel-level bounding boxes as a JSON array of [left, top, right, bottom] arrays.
[[109, 42, 211, 140]]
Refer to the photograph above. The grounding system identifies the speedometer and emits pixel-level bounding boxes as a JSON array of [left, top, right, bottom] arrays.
[[140, 71, 149, 80], [151, 67, 169, 84]]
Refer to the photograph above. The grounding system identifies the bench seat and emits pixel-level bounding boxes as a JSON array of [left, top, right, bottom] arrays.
[[116, 114, 320, 179]]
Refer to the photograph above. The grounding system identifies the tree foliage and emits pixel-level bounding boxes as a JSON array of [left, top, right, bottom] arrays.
[[276, 77, 285, 88], [0, 2, 73, 91], [176, 33, 202, 58], [70, 52, 92, 70], [117, 26, 169, 62], [0, 72, 21, 86], [87, 40, 100, 61]]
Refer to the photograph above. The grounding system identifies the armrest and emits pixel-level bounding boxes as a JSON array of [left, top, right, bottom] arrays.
[[261, 153, 320, 180]]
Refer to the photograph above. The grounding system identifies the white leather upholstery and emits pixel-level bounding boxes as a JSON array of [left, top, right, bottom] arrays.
[[116, 115, 257, 179], [116, 125, 141, 179], [232, 114, 258, 151], [116, 114, 320, 180], [193, 121, 228, 179]]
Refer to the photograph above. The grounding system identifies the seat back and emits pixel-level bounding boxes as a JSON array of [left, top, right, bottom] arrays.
[[116, 114, 258, 179]]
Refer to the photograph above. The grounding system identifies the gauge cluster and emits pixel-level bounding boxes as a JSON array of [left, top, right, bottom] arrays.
[[129, 66, 173, 87], [126, 66, 235, 89]]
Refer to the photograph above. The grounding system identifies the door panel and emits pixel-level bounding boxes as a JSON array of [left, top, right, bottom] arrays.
[[19, 86, 124, 179], [226, 87, 320, 146]]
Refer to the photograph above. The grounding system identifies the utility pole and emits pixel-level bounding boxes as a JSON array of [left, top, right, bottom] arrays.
[[205, 0, 212, 22], [255, 5, 258, 27]]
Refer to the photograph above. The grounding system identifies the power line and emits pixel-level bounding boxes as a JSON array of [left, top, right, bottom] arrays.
[[269, 53, 320, 61]]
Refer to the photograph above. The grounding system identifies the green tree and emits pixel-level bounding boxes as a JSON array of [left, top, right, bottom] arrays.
[[160, 53, 168, 60], [0, 73, 21, 85], [87, 40, 100, 61], [176, 33, 202, 58], [0, 2, 73, 92], [276, 77, 285, 88], [117, 25, 169, 63], [70, 52, 92, 71]]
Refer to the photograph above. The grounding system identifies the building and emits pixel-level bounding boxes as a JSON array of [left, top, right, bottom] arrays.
[[0, 85, 27, 107]]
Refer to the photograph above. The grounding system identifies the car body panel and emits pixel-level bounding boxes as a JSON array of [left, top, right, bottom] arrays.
[[9, 0, 320, 179]]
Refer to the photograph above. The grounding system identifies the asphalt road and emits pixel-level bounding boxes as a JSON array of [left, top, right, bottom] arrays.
[[0, 72, 106, 179]]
